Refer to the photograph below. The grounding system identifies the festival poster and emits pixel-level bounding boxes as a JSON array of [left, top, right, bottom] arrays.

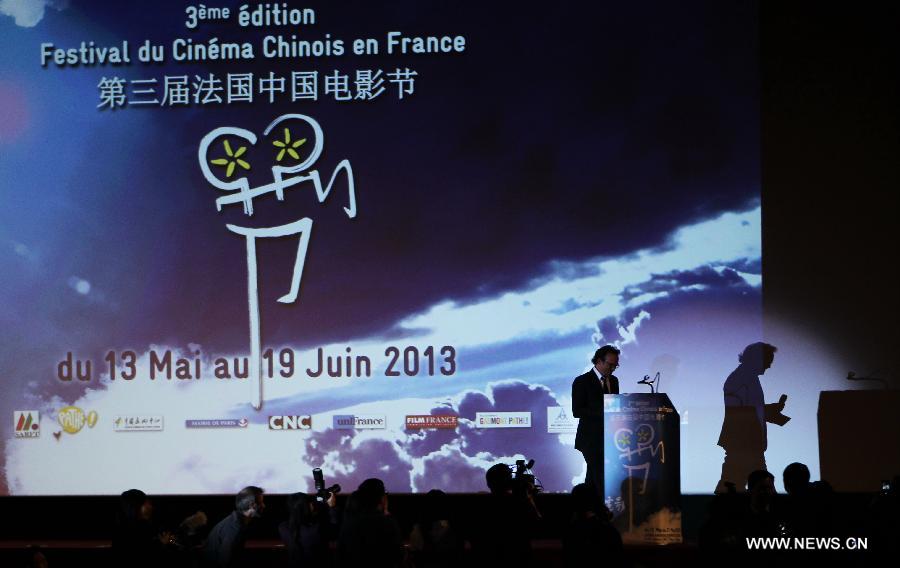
[[1, 1, 767, 495]]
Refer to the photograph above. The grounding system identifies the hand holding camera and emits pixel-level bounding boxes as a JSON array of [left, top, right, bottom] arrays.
[[313, 468, 341, 507]]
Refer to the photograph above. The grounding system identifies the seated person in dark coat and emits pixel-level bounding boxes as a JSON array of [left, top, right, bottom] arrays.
[[112, 488, 173, 568], [337, 478, 404, 567], [470, 463, 542, 564], [203, 486, 265, 568], [563, 483, 623, 568], [278, 490, 340, 567]]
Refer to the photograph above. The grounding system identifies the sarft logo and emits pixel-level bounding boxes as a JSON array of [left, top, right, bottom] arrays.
[[268, 415, 312, 430], [14, 411, 40, 438]]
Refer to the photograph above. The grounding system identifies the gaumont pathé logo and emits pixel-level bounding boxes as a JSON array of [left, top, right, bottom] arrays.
[[57, 406, 98, 435], [405, 415, 458, 429], [333, 414, 386, 429], [268, 415, 312, 430], [14, 411, 40, 438], [114, 415, 164, 432], [475, 412, 532, 429]]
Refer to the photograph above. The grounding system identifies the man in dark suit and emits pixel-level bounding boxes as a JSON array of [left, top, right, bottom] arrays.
[[203, 486, 265, 567], [573, 345, 620, 497]]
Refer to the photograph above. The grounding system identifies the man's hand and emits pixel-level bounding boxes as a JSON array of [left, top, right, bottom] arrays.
[[158, 531, 176, 545], [776, 394, 787, 412], [765, 394, 791, 426]]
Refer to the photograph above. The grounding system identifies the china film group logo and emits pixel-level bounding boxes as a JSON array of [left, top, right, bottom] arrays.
[[57, 406, 98, 435], [14, 411, 40, 438], [114, 415, 164, 432]]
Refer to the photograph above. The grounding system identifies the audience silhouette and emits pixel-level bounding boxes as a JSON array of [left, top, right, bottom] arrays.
[[6, 458, 892, 566]]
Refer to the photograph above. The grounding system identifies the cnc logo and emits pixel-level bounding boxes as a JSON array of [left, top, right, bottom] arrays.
[[268, 415, 312, 430], [14, 411, 40, 438], [57, 406, 98, 435]]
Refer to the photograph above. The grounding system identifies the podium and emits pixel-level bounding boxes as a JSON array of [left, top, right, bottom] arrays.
[[818, 390, 900, 492], [603, 393, 681, 545]]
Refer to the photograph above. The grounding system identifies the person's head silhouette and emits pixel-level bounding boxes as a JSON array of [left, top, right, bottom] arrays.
[[739, 342, 777, 375]]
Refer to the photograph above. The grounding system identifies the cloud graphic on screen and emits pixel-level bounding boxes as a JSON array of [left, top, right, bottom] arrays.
[[620, 265, 754, 302], [3, 206, 762, 494], [413, 446, 490, 493], [0, 0, 66, 27], [593, 310, 651, 348], [455, 380, 580, 491], [405, 406, 467, 458]]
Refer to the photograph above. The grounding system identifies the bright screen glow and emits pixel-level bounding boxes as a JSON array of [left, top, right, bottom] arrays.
[[0, 1, 782, 495]]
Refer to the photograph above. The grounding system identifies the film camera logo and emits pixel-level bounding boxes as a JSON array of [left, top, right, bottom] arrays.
[[14, 411, 40, 438], [57, 406, 98, 435]]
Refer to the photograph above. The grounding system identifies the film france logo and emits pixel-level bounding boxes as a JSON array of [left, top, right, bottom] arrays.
[[405, 415, 458, 429], [14, 411, 40, 438], [57, 406, 98, 435]]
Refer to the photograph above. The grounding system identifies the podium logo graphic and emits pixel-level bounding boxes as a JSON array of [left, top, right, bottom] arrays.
[[57, 406, 98, 434], [114, 415, 164, 432], [547, 406, 578, 434], [333, 415, 386, 430], [268, 415, 312, 430], [405, 415, 458, 429], [475, 412, 531, 429], [14, 411, 40, 438]]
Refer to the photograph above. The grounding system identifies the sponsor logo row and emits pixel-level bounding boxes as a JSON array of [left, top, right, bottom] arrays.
[[14, 407, 580, 437]]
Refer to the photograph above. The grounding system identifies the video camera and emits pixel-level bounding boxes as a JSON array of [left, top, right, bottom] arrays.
[[312, 468, 341, 502], [511, 458, 542, 494]]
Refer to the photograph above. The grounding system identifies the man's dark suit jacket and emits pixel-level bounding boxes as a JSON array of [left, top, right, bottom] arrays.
[[572, 370, 619, 453]]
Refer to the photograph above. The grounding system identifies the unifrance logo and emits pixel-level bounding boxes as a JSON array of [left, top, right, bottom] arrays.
[[547, 406, 578, 434], [332, 414, 386, 430], [405, 415, 458, 429], [57, 406, 98, 435], [268, 415, 312, 430], [475, 412, 532, 429], [114, 415, 164, 432], [14, 411, 40, 438]]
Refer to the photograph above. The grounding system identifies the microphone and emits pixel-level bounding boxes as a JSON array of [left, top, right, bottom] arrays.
[[637, 372, 660, 393], [846, 371, 889, 389]]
